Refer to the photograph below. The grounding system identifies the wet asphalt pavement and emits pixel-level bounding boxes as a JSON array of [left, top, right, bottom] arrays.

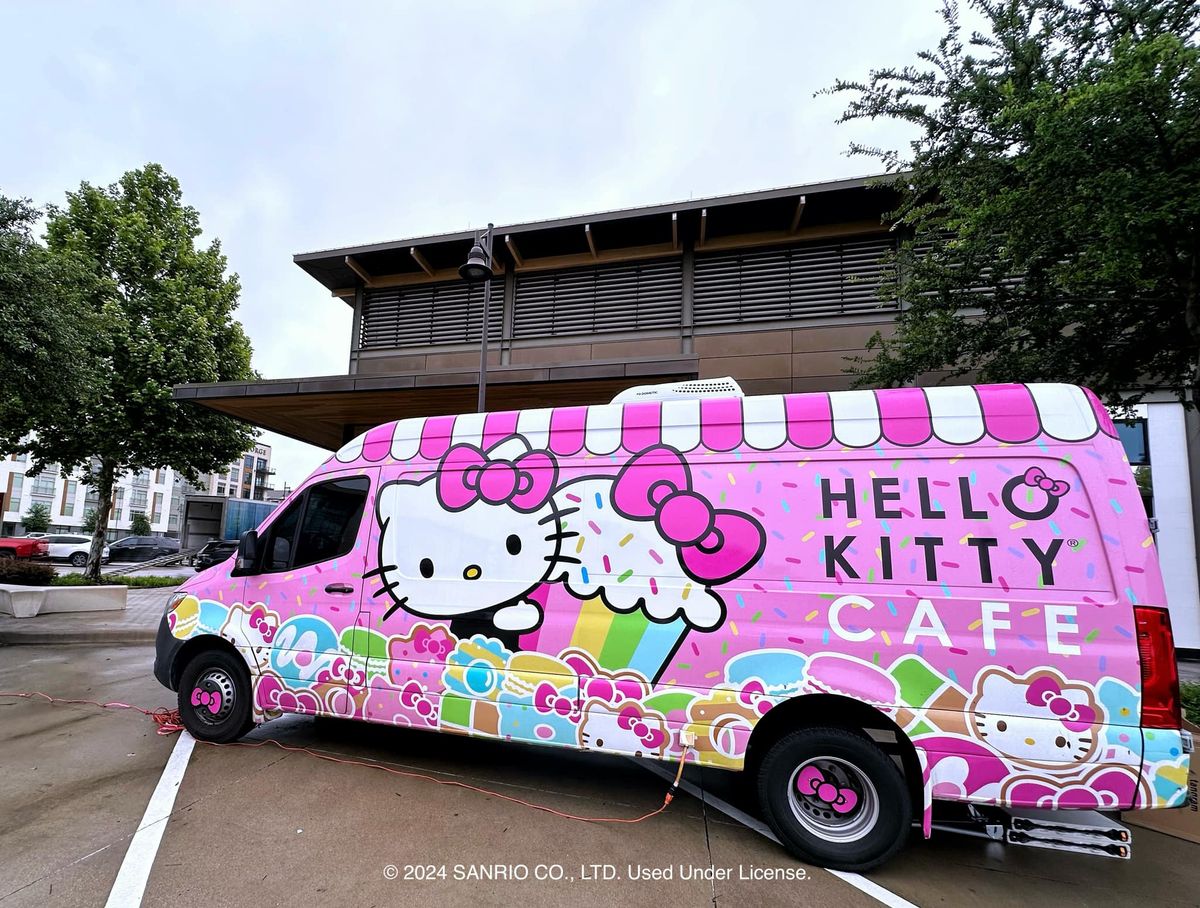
[[1, 644, 1197, 907]]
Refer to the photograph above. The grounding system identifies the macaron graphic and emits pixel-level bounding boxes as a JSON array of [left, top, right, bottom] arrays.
[[169, 595, 201, 639]]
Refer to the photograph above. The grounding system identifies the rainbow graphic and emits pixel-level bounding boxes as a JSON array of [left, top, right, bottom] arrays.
[[531, 592, 689, 681]]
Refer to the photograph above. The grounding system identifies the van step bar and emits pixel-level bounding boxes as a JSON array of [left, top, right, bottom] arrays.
[[932, 805, 1132, 859]]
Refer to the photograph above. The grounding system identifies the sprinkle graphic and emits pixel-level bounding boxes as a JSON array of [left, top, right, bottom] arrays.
[[618, 533, 633, 547]]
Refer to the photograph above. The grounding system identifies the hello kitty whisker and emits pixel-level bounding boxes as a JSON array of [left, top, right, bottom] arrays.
[[539, 508, 578, 525], [544, 530, 580, 542], [362, 564, 396, 580], [381, 596, 409, 621], [372, 579, 402, 598], [550, 555, 582, 564]]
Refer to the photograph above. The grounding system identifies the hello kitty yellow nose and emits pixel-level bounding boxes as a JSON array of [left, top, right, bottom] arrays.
[[463, 565, 482, 580], [1024, 737, 1036, 746]]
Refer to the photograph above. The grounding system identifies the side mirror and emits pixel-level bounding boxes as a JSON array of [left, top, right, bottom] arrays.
[[232, 530, 259, 576]]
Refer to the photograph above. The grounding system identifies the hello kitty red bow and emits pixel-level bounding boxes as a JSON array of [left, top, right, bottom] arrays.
[[438, 444, 557, 512], [612, 446, 765, 585], [1026, 675, 1095, 731], [1023, 467, 1070, 498]]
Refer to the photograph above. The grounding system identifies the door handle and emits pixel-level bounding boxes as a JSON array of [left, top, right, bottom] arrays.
[[325, 583, 354, 594]]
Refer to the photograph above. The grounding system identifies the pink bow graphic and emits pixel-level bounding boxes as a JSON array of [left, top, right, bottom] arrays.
[[795, 765, 859, 815], [737, 680, 774, 718], [249, 605, 277, 643], [1026, 676, 1095, 732], [617, 705, 666, 751], [398, 682, 435, 720], [190, 688, 222, 716], [437, 443, 557, 513], [1023, 467, 1070, 498], [533, 682, 580, 721], [611, 446, 765, 585]]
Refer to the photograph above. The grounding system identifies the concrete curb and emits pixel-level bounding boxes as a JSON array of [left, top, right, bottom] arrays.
[[0, 627, 157, 645]]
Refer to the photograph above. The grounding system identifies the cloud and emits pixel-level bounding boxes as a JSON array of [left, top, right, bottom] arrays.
[[2, 1, 946, 486]]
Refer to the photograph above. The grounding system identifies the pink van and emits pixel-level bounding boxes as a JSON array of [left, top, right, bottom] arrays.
[[154, 381, 1190, 869]]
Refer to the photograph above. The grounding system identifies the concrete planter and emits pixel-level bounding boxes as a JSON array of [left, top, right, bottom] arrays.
[[0, 584, 127, 618]]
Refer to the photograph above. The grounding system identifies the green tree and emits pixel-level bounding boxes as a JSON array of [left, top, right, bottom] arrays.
[[29, 164, 256, 580], [22, 502, 51, 534], [0, 196, 98, 450], [130, 511, 152, 536], [80, 508, 98, 534], [828, 0, 1200, 403]]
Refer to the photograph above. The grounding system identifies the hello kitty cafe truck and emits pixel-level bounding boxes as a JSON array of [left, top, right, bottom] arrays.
[[154, 380, 1191, 871]]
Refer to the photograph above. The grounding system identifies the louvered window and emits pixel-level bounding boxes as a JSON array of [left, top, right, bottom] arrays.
[[693, 237, 897, 325], [360, 281, 503, 349], [513, 258, 682, 338]]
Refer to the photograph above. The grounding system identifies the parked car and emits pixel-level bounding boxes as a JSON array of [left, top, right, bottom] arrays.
[[192, 539, 238, 572], [108, 535, 180, 563], [22, 532, 49, 538], [0, 535, 49, 560], [45, 533, 110, 567]]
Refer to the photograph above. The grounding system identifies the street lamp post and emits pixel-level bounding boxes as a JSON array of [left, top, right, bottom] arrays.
[[459, 223, 495, 413]]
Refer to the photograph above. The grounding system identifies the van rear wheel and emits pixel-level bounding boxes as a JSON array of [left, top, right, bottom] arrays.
[[177, 650, 253, 743], [757, 726, 910, 871]]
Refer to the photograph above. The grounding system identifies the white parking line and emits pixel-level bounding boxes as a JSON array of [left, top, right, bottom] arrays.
[[636, 760, 920, 908], [104, 731, 195, 908]]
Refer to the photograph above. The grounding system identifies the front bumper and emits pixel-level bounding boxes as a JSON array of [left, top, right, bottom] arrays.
[[153, 614, 183, 691]]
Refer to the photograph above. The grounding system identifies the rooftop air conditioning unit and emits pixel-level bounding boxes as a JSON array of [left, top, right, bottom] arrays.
[[610, 377, 745, 404]]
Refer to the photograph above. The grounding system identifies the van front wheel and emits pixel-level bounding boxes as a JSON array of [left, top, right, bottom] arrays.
[[177, 650, 253, 743], [757, 726, 911, 871]]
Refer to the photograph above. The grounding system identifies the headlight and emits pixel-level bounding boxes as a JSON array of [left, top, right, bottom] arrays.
[[165, 591, 188, 616]]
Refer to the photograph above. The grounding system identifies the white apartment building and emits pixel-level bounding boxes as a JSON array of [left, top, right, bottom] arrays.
[[1, 442, 273, 539], [197, 442, 272, 500], [1, 457, 180, 539]]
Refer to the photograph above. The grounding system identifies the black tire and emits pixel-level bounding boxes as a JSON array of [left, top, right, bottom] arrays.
[[0, 550, 15, 560], [757, 726, 911, 871], [177, 649, 254, 743], [70, 552, 88, 567]]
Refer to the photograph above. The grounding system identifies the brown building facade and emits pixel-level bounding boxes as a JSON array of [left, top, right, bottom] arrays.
[[176, 174, 906, 450]]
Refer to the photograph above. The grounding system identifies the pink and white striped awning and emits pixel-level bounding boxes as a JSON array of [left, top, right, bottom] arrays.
[[333, 383, 1116, 465]]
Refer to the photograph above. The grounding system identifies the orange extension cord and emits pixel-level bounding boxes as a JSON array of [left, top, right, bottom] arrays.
[[0, 690, 688, 824]]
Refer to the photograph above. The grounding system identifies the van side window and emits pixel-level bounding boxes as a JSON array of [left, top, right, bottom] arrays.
[[260, 476, 369, 573], [292, 477, 369, 567], [262, 497, 302, 571]]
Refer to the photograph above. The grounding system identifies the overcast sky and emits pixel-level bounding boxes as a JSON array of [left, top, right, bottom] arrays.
[[2, 1, 949, 488]]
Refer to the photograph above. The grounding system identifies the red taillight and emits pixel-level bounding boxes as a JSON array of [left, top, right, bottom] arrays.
[[1134, 605, 1181, 729]]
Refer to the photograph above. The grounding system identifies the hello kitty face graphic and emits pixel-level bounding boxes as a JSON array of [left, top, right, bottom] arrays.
[[968, 668, 1099, 768], [371, 438, 568, 634], [578, 702, 669, 758]]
